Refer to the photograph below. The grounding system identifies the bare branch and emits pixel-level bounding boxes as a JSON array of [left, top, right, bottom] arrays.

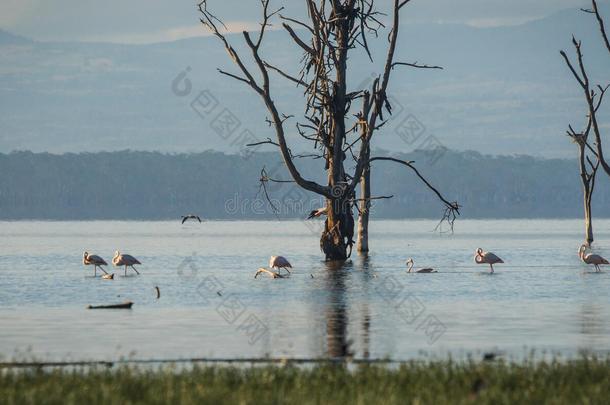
[[391, 61, 444, 70], [590, 0, 610, 54], [279, 14, 315, 35], [282, 23, 315, 55], [369, 156, 460, 220], [561, 35, 610, 177], [217, 68, 251, 85], [560, 48, 586, 89], [350, 195, 394, 202], [246, 137, 279, 148], [264, 62, 308, 87]]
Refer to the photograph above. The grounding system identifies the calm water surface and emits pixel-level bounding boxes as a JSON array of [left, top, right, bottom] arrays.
[[1, 219, 610, 362]]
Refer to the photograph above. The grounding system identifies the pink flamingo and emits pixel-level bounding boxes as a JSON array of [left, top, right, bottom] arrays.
[[269, 256, 292, 274], [83, 252, 108, 276], [474, 248, 504, 273], [112, 251, 141, 276], [579, 245, 609, 272]]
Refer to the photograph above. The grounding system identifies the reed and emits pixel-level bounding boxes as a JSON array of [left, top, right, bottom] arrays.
[[2, 358, 610, 404]]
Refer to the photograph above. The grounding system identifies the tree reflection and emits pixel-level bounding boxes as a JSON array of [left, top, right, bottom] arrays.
[[325, 260, 350, 358], [323, 257, 373, 359]]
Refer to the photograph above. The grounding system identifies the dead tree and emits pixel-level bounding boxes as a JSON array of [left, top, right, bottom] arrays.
[[199, 0, 458, 261], [561, 1, 609, 245], [562, 1, 610, 177], [567, 122, 600, 246]]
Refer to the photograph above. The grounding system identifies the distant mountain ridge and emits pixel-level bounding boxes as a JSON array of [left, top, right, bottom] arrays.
[[0, 4, 609, 157], [0, 29, 31, 45]]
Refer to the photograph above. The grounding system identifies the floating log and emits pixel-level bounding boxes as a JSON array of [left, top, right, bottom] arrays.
[[87, 301, 133, 309]]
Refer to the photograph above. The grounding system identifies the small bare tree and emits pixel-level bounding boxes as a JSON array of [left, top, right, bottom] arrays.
[[567, 123, 600, 246], [561, 1, 609, 245], [199, 0, 458, 260]]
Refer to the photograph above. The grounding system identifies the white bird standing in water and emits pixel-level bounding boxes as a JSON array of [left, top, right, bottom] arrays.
[[474, 248, 504, 273], [112, 251, 141, 276], [406, 258, 436, 273], [269, 256, 292, 274], [83, 252, 108, 276], [579, 245, 609, 272]]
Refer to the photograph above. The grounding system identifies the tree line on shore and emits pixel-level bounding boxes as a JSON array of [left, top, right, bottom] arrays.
[[2, 149, 609, 220]]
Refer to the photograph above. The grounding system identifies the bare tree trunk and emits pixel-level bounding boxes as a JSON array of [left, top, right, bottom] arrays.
[[321, 197, 354, 261], [319, 8, 353, 261], [584, 186, 594, 247], [581, 142, 594, 247], [570, 128, 599, 247], [357, 158, 370, 254]]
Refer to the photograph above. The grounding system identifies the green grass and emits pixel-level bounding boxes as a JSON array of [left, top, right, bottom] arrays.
[[2, 358, 610, 404]]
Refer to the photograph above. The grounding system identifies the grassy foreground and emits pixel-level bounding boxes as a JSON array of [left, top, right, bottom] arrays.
[[2, 359, 610, 404]]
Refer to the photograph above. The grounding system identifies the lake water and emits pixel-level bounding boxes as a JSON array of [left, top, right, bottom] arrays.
[[1, 219, 610, 363]]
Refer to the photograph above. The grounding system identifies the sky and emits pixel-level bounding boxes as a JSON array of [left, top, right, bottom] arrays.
[[0, 0, 595, 44]]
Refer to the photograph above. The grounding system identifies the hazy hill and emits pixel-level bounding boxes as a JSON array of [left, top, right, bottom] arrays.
[[2, 149, 610, 220], [0, 5, 609, 157]]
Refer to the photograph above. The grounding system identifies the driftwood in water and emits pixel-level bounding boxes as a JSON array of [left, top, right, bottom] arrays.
[[87, 301, 133, 309]]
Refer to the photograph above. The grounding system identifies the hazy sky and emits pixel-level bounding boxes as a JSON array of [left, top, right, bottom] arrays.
[[0, 0, 596, 43]]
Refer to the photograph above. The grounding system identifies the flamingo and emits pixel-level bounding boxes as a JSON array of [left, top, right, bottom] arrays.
[[181, 215, 202, 224], [112, 251, 141, 276], [254, 267, 285, 279], [474, 248, 504, 273], [406, 258, 436, 273], [579, 245, 609, 272], [270, 256, 292, 274], [83, 252, 108, 276], [307, 206, 328, 220]]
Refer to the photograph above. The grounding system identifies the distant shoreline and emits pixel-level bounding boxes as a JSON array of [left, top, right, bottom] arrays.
[[3, 149, 610, 220]]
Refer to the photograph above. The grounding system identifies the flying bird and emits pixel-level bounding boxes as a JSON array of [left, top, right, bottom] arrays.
[[579, 244, 609, 272], [181, 215, 202, 224], [406, 258, 436, 273], [307, 206, 328, 219], [474, 248, 504, 273], [112, 251, 141, 276], [83, 252, 108, 276], [269, 256, 292, 274], [102, 273, 114, 280]]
